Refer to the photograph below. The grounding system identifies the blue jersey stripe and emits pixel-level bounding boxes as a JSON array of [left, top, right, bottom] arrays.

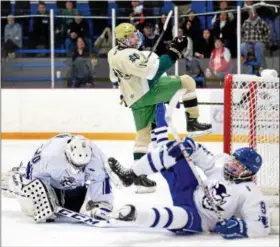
[[159, 150, 164, 169], [154, 129, 168, 135], [163, 207, 173, 228], [151, 208, 160, 227]]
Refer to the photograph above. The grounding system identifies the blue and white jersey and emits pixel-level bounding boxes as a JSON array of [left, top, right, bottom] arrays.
[[136, 137, 271, 238], [190, 145, 270, 237], [24, 133, 112, 205]]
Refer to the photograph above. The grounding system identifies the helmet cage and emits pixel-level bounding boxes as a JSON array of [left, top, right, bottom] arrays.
[[224, 156, 254, 183]]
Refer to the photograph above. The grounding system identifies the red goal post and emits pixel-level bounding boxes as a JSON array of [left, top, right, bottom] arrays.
[[223, 74, 279, 196]]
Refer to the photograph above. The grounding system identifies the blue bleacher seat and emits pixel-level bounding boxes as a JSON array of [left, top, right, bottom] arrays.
[[160, 1, 173, 14], [76, 2, 90, 16], [16, 49, 67, 55]]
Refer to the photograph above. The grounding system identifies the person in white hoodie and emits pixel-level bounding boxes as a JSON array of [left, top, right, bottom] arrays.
[[4, 15, 22, 58]]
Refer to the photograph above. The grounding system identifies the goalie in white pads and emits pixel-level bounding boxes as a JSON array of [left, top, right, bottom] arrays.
[[106, 105, 270, 239], [2, 133, 113, 223]]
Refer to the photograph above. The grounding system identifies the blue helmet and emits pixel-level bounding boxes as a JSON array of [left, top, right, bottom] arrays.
[[233, 147, 262, 174]]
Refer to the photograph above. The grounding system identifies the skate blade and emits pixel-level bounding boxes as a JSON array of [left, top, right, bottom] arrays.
[[187, 129, 212, 138], [134, 185, 157, 194]]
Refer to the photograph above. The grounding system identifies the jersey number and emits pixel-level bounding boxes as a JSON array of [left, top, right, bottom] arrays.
[[259, 201, 269, 228], [129, 53, 140, 62]]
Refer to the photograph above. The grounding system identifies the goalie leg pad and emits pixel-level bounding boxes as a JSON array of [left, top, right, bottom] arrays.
[[23, 179, 59, 223]]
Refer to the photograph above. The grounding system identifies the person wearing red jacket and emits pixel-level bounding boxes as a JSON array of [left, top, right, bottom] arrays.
[[206, 38, 233, 80]]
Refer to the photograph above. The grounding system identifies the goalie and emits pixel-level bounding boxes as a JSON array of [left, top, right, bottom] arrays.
[[108, 23, 211, 192], [106, 104, 270, 239], [1, 133, 113, 223]]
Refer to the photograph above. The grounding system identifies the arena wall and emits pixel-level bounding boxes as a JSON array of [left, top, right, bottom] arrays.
[[1, 89, 224, 142]]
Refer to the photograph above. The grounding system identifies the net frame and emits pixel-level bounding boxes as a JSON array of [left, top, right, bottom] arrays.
[[224, 74, 279, 196]]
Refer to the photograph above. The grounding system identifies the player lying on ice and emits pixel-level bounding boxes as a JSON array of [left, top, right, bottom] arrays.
[[1, 133, 113, 223], [108, 22, 211, 192], [106, 103, 270, 239]]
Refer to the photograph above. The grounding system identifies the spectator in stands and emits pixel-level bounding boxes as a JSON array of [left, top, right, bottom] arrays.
[[30, 1, 50, 51], [172, 1, 192, 27], [129, 1, 145, 30], [142, 22, 166, 56], [61, 1, 79, 26], [154, 13, 173, 44], [194, 29, 214, 59], [182, 11, 201, 51], [67, 37, 94, 88], [94, 27, 112, 57], [241, 1, 254, 23], [211, 1, 235, 26], [257, 2, 280, 50], [206, 38, 233, 80], [55, 1, 79, 49], [65, 14, 92, 54], [241, 8, 270, 68], [212, 12, 237, 57], [180, 28, 207, 88], [57, 0, 76, 10], [3, 15, 22, 58]]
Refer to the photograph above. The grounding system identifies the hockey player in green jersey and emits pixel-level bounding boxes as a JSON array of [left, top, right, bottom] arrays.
[[108, 23, 211, 193]]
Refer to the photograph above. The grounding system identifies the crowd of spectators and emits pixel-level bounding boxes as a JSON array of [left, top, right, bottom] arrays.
[[1, 0, 279, 88]]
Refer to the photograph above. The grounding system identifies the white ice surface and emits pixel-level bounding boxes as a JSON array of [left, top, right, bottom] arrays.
[[1, 140, 279, 246]]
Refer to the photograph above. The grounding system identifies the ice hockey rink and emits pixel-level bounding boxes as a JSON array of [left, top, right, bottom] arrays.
[[2, 140, 279, 247]]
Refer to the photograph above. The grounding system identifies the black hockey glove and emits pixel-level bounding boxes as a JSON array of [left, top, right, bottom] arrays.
[[168, 36, 188, 60]]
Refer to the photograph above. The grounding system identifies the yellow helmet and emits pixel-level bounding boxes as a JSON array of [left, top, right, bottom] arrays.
[[115, 23, 137, 41]]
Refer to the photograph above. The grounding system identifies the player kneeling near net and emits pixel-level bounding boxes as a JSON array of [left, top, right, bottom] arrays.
[[1, 133, 113, 223], [106, 104, 270, 239]]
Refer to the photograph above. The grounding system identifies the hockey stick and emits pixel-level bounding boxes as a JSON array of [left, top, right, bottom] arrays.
[[165, 89, 225, 224], [144, 10, 173, 63], [55, 206, 112, 227]]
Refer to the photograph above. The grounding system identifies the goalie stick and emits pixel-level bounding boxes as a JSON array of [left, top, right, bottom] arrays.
[[165, 88, 225, 225]]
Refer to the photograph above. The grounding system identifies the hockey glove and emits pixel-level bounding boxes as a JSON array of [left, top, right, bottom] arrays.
[[168, 36, 188, 60], [166, 137, 196, 159], [86, 201, 113, 221], [214, 216, 248, 239]]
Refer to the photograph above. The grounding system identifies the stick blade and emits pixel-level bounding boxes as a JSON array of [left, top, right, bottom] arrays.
[[163, 10, 173, 30]]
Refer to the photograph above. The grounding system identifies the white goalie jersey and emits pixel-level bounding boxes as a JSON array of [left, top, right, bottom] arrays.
[[24, 133, 112, 205]]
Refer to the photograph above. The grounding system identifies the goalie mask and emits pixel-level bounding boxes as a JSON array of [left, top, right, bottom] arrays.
[[65, 135, 92, 171], [224, 147, 262, 183], [115, 23, 143, 49]]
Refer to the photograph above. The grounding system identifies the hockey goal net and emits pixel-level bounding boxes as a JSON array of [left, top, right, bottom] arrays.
[[223, 74, 279, 196]]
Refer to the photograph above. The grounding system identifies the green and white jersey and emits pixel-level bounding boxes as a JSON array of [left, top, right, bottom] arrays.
[[108, 47, 160, 107]]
